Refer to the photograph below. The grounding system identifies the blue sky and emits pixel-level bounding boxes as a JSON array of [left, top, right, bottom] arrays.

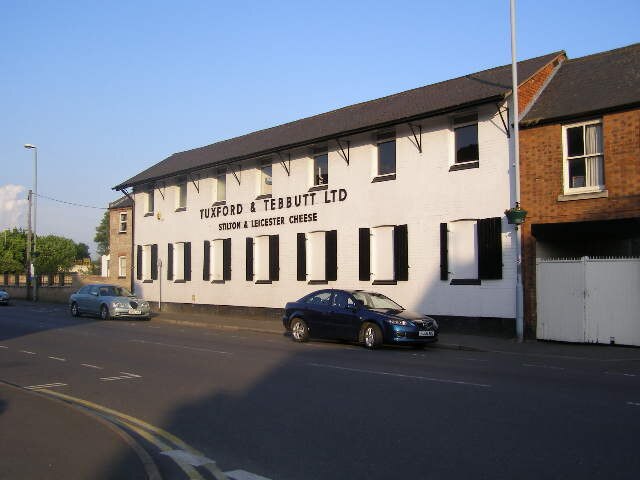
[[1, 0, 638, 256]]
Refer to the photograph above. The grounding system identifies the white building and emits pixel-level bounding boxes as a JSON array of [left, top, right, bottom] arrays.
[[114, 52, 562, 327]]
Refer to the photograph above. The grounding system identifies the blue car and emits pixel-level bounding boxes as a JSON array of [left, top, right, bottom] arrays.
[[283, 289, 438, 349]]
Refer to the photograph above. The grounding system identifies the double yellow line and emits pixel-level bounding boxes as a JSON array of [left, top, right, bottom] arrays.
[[35, 389, 229, 480]]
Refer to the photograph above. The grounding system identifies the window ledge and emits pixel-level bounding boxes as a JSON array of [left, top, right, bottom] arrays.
[[212, 200, 226, 206], [308, 280, 328, 285], [255, 280, 272, 284], [143, 279, 153, 284], [309, 184, 328, 192], [174, 279, 186, 283], [174, 207, 187, 212], [373, 280, 397, 285], [211, 280, 225, 284], [256, 194, 272, 201], [372, 174, 396, 183], [144, 212, 154, 217], [118, 231, 127, 234], [450, 278, 481, 286], [449, 161, 479, 172], [557, 190, 608, 202], [117, 276, 126, 279]]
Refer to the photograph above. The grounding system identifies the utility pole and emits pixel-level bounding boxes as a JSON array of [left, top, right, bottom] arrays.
[[26, 190, 33, 301]]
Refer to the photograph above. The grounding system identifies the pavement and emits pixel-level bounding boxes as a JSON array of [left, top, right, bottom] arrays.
[[2, 301, 639, 480]]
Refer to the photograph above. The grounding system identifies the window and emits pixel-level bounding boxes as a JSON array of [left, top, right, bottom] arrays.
[[563, 120, 604, 193], [332, 291, 357, 309], [376, 132, 396, 177], [145, 190, 154, 215], [247, 235, 278, 283], [204, 239, 231, 282], [297, 230, 337, 283], [215, 170, 226, 203], [454, 114, 479, 164], [304, 290, 332, 305], [119, 213, 127, 233], [176, 183, 187, 210], [167, 242, 191, 282], [440, 218, 502, 284], [137, 244, 158, 281], [313, 153, 328, 186], [259, 161, 272, 196], [118, 256, 127, 278], [359, 225, 408, 284]]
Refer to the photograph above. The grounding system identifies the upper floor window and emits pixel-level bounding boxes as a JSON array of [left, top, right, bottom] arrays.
[[176, 183, 187, 210], [563, 120, 604, 193], [145, 190, 154, 215], [260, 161, 272, 196], [119, 212, 127, 233], [454, 114, 479, 164], [376, 132, 396, 177], [215, 169, 226, 203], [313, 153, 329, 186]]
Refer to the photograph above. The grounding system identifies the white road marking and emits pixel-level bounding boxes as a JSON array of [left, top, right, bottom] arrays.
[[628, 402, 640, 407], [129, 339, 232, 355], [81, 363, 103, 369], [100, 372, 142, 382], [20, 350, 36, 355], [0, 345, 8, 349], [160, 450, 216, 467], [604, 371, 637, 377], [226, 470, 272, 480], [458, 357, 489, 362], [308, 363, 491, 388], [522, 363, 565, 371], [48, 356, 66, 362], [25, 382, 67, 390]]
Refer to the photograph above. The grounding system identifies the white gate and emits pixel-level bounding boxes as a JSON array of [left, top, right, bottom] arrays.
[[536, 257, 640, 346]]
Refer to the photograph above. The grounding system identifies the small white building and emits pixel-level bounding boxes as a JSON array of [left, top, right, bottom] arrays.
[[115, 52, 562, 328]]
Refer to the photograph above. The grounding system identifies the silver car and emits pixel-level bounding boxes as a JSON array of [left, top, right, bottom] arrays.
[[69, 284, 150, 320], [0, 289, 9, 305]]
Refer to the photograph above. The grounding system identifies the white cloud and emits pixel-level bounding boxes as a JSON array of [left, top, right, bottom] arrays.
[[0, 184, 28, 230]]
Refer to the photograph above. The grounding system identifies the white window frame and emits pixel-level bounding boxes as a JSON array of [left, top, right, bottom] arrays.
[[214, 169, 226, 203], [449, 220, 478, 280], [145, 190, 154, 215], [119, 212, 127, 233], [371, 226, 395, 281], [142, 245, 152, 280], [118, 256, 127, 278], [452, 113, 479, 165], [562, 119, 605, 195], [258, 160, 272, 196], [313, 153, 329, 186], [307, 231, 326, 281], [375, 132, 396, 177], [174, 242, 186, 281], [211, 239, 225, 281], [175, 183, 187, 210], [254, 235, 271, 281]]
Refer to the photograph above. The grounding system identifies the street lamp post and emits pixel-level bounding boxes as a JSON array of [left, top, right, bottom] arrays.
[[24, 144, 38, 301]]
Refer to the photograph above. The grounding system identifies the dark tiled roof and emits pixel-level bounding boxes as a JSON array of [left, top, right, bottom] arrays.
[[114, 51, 563, 190], [109, 195, 133, 209], [522, 43, 640, 126]]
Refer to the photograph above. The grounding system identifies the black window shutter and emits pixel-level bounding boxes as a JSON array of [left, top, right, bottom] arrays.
[[297, 233, 306, 281], [136, 245, 142, 280], [269, 235, 279, 281], [223, 238, 231, 281], [203, 241, 210, 281], [246, 237, 253, 281], [184, 242, 191, 281], [151, 244, 158, 280], [394, 224, 409, 281], [167, 244, 174, 280], [359, 228, 370, 281], [440, 223, 448, 281], [325, 230, 337, 281], [478, 217, 502, 280]]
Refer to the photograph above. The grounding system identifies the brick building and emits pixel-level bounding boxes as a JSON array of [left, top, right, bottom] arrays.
[[102, 195, 134, 289], [520, 43, 640, 342]]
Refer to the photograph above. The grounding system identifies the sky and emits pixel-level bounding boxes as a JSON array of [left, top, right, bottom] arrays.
[[1, 0, 638, 257]]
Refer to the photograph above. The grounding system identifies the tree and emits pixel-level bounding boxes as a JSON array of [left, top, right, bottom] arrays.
[[75, 242, 90, 260], [0, 229, 26, 273], [94, 211, 109, 256], [34, 235, 76, 273]]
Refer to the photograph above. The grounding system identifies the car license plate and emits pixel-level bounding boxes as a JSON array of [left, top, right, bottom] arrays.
[[128, 309, 142, 315], [419, 330, 434, 337]]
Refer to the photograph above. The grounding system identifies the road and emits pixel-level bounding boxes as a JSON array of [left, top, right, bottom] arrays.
[[1, 302, 640, 479]]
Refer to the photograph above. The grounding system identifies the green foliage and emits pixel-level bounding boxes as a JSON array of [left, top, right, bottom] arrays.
[[75, 242, 90, 260], [0, 229, 27, 273], [94, 211, 109, 256], [34, 235, 77, 273]]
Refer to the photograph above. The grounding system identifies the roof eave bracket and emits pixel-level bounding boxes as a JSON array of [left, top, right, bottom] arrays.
[[277, 152, 291, 176], [407, 123, 422, 153], [335, 138, 350, 165], [188, 174, 200, 194], [231, 165, 241, 185], [496, 103, 511, 138]]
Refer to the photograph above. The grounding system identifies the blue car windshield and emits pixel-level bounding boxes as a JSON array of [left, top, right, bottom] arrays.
[[352, 292, 403, 310]]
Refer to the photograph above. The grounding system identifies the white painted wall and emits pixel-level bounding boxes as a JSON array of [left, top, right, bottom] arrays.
[[132, 102, 516, 318]]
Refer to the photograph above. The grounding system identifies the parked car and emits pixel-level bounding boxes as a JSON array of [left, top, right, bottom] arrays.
[[283, 289, 438, 349], [69, 284, 151, 320], [0, 289, 10, 305]]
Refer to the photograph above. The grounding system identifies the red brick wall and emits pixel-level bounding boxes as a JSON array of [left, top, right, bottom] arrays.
[[518, 54, 566, 116], [520, 109, 640, 333], [108, 206, 133, 285]]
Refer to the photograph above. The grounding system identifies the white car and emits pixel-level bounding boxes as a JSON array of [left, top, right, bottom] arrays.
[[69, 284, 150, 320]]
